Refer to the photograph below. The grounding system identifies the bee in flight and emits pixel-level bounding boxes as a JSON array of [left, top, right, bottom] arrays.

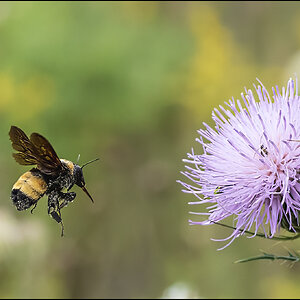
[[9, 126, 98, 236]]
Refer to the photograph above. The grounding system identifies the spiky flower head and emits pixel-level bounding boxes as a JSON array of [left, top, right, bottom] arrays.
[[178, 77, 300, 249]]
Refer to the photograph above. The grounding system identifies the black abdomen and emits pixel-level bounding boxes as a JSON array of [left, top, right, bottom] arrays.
[[11, 189, 37, 211]]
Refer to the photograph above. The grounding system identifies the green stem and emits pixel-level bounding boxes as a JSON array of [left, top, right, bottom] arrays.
[[235, 252, 300, 264], [212, 221, 300, 241]]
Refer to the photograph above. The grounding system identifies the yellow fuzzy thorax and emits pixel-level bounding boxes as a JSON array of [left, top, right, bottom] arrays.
[[60, 159, 75, 174]]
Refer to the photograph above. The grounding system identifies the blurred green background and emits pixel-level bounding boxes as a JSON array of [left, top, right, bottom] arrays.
[[1, 1, 300, 298]]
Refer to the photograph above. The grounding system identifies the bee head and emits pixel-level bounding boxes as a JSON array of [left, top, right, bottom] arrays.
[[73, 158, 99, 203], [73, 164, 85, 188]]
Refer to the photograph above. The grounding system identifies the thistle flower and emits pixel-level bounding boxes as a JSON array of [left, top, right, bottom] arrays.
[[178, 77, 300, 249]]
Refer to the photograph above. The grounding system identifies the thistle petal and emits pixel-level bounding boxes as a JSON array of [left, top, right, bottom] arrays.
[[179, 77, 300, 248]]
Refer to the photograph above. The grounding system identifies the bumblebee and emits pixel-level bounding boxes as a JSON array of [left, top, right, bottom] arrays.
[[9, 125, 98, 236]]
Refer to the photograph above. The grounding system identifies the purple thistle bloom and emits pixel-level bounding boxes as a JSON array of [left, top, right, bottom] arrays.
[[178, 77, 300, 249]]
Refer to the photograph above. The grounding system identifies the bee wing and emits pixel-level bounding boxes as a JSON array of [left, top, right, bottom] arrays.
[[9, 126, 39, 165], [29, 132, 63, 175], [9, 126, 63, 175]]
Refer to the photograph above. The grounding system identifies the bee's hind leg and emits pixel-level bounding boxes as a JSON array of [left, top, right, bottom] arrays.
[[50, 211, 65, 237]]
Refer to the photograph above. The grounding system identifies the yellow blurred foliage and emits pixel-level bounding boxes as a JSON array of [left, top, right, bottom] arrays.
[[261, 275, 300, 298], [183, 4, 258, 121], [0, 74, 15, 109], [0, 72, 54, 121]]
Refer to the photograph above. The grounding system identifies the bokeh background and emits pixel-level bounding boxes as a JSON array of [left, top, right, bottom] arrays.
[[1, 1, 300, 298]]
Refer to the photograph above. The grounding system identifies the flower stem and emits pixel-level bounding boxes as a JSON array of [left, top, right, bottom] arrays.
[[212, 221, 300, 241]]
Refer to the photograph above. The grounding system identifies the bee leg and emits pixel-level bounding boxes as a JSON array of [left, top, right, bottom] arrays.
[[30, 202, 38, 214], [60, 221, 64, 237], [59, 192, 76, 210], [55, 197, 64, 237], [50, 210, 65, 237], [48, 192, 65, 237], [47, 192, 57, 214]]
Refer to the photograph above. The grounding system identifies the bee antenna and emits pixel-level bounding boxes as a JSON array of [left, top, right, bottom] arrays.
[[77, 154, 81, 163], [81, 158, 100, 169]]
